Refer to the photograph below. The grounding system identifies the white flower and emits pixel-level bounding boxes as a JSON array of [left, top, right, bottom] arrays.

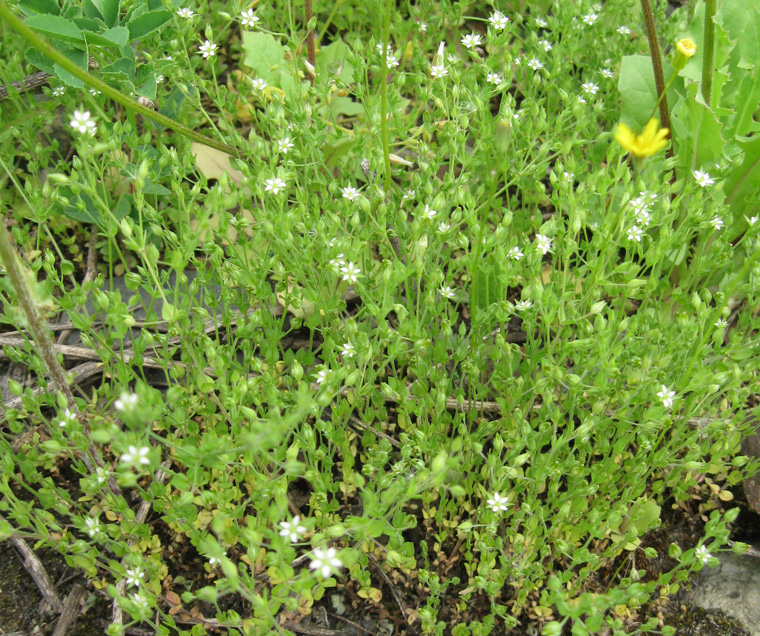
[[279, 516, 307, 543], [85, 517, 103, 539], [627, 225, 643, 242], [508, 245, 523, 260], [583, 13, 599, 25], [437, 221, 451, 233], [240, 8, 259, 28], [601, 68, 614, 79], [709, 216, 724, 230], [535, 234, 553, 255], [309, 547, 343, 578], [340, 342, 356, 359], [251, 78, 268, 90], [132, 592, 149, 608], [527, 58, 543, 71], [340, 262, 361, 284], [376, 43, 393, 56], [199, 40, 218, 58], [52, 86, 65, 96], [461, 33, 482, 49], [70, 109, 97, 135], [714, 318, 728, 330], [430, 64, 448, 78], [95, 468, 109, 485], [656, 385, 677, 409], [514, 300, 533, 311], [341, 186, 360, 201], [59, 408, 76, 428], [125, 567, 144, 587], [695, 545, 712, 564], [419, 22, 427, 32], [564, 171, 574, 181], [487, 72, 502, 85], [538, 38, 552, 52], [582, 82, 599, 95], [329, 253, 345, 270], [535, 17, 548, 28], [487, 492, 510, 512], [177, 7, 195, 19], [315, 368, 330, 385], [155, 74, 164, 82], [693, 170, 714, 187], [115, 391, 138, 413], [422, 204, 437, 220], [121, 445, 151, 467], [386, 53, 400, 69], [208, 553, 224, 566], [264, 177, 287, 195], [440, 285, 456, 300], [489, 11, 509, 31], [88, 88, 101, 96], [617, 25, 631, 35], [636, 209, 652, 226], [748, 216, 758, 226], [402, 189, 415, 202], [278, 137, 295, 154]]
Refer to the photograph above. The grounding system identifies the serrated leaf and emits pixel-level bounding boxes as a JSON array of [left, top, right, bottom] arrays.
[[17, 0, 59, 17], [618, 55, 679, 131], [725, 135, 760, 222], [82, 25, 128, 47], [25, 14, 84, 43], [127, 9, 171, 42], [670, 82, 723, 172]]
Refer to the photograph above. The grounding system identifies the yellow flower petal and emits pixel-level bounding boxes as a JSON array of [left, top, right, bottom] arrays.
[[614, 118, 669, 159]]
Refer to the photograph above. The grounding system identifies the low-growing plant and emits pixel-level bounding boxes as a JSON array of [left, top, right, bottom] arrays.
[[1, 0, 759, 635]]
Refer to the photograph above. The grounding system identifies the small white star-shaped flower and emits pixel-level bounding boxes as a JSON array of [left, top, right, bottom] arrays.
[[264, 177, 287, 195], [341, 186, 360, 201], [601, 68, 614, 79], [340, 262, 361, 284], [310, 547, 343, 578], [177, 7, 195, 18], [487, 73, 503, 85], [340, 342, 356, 359], [527, 58, 544, 71], [693, 170, 714, 187], [695, 545, 712, 564], [709, 216, 724, 230], [115, 391, 138, 413], [240, 9, 259, 28], [121, 445, 151, 466], [538, 38, 552, 52], [199, 40, 218, 58], [70, 109, 97, 135], [617, 25, 631, 35], [748, 216, 758, 226], [714, 318, 728, 330], [656, 385, 677, 409], [59, 408, 77, 428], [85, 517, 103, 539], [582, 82, 599, 95], [514, 300, 533, 311], [440, 285, 456, 300], [278, 137, 294, 154], [430, 64, 448, 78], [279, 516, 307, 543], [437, 221, 450, 233], [52, 86, 65, 96], [419, 22, 427, 32], [422, 204, 437, 220], [508, 245, 523, 260], [583, 13, 599, 25], [535, 234, 553, 255], [461, 33, 482, 49], [627, 225, 643, 242], [315, 368, 330, 385], [489, 11, 510, 31], [535, 17, 548, 28], [125, 567, 144, 587], [487, 492, 511, 512], [386, 53, 400, 69], [251, 78, 268, 90]]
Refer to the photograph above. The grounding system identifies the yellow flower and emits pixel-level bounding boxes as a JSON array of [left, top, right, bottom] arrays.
[[615, 118, 669, 159], [676, 38, 697, 58]]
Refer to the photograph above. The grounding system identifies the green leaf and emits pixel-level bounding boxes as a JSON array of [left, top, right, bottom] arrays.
[[25, 14, 84, 44], [725, 135, 760, 222], [82, 26, 129, 47], [670, 82, 723, 172], [618, 55, 680, 131], [101, 0, 120, 27], [241, 31, 300, 99], [470, 260, 502, 325], [17, 0, 60, 17], [315, 40, 355, 84], [127, 9, 172, 42], [26, 45, 88, 87]]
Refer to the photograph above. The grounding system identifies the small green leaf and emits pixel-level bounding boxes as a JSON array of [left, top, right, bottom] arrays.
[[25, 14, 84, 43], [127, 9, 172, 42], [241, 31, 300, 98], [17, 0, 60, 17], [82, 26, 129, 47]]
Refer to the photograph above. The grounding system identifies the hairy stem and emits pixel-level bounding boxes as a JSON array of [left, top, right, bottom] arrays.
[[305, 0, 315, 84], [640, 0, 673, 155], [702, 0, 716, 106], [380, 0, 392, 193]]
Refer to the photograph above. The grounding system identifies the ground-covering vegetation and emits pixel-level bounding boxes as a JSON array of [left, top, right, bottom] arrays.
[[1, 0, 760, 634]]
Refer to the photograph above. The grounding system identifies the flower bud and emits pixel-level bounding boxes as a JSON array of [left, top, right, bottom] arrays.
[[673, 38, 696, 71]]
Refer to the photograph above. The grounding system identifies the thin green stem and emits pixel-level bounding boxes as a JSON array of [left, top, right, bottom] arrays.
[[0, 0, 242, 157], [702, 0, 716, 107], [380, 0, 392, 193]]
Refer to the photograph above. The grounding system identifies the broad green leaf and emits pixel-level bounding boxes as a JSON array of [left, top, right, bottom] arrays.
[[670, 82, 723, 172], [315, 40, 355, 84], [102, 0, 120, 27], [82, 26, 129, 47], [127, 9, 172, 42], [241, 31, 300, 99], [725, 135, 760, 222], [470, 260, 502, 325], [17, 0, 59, 17], [102, 56, 135, 81], [25, 14, 84, 44], [618, 55, 679, 130]]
